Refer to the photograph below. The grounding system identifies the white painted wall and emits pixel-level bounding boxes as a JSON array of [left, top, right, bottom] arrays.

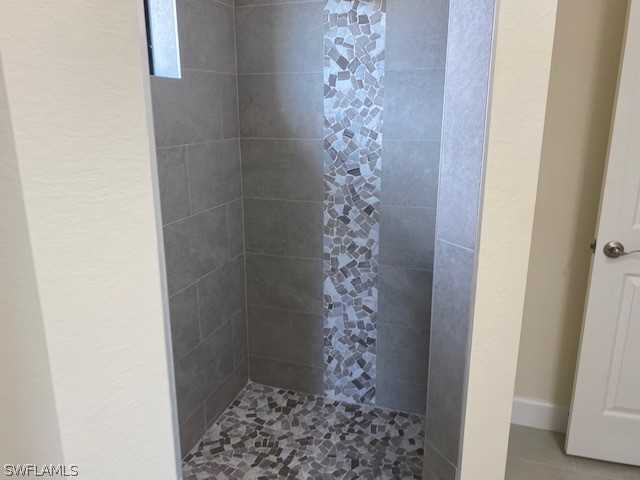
[[0, 54, 64, 468], [459, 0, 558, 478], [514, 0, 628, 421], [0, 1, 179, 478]]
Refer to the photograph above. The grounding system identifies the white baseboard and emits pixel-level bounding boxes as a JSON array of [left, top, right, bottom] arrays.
[[511, 397, 569, 433]]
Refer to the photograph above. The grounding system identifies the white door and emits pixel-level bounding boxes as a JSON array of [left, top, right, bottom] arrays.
[[566, 0, 640, 466]]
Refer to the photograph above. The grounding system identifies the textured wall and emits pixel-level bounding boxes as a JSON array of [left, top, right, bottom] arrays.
[[150, 0, 248, 458], [515, 0, 627, 408], [0, 54, 64, 468], [0, 1, 180, 477], [460, 0, 557, 476], [424, 0, 495, 477]]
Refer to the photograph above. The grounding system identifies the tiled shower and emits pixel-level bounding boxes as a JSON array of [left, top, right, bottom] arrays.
[[149, 0, 494, 477]]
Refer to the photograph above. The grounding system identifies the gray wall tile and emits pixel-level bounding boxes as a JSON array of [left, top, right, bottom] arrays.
[[441, 0, 494, 140], [241, 139, 323, 201], [248, 306, 323, 366], [379, 266, 432, 329], [423, 1, 496, 476], [236, 0, 317, 8], [188, 139, 242, 214], [376, 377, 427, 415], [169, 285, 200, 362], [197, 255, 246, 338], [235, 2, 323, 74], [164, 206, 228, 294], [204, 359, 249, 427], [385, 69, 445, 141], [150, 70, 222, 148], [427, 240, 475, 465], [244, 198, 322, 258], [238, 73, 323, 139], [436, 132, 484, 250], [227, 198, 245, 259], [221, 73, 240, 139], [423, 440, 457, 480], [157, 146, 191, 225], [177, 0, 236, 73], [377, 323, 429, 385], [381, 141, 439, 208], [246, 254, 323, 314], [232, 308, 248, 365], [434, 0, 494, 251], [152, 0, 249, 455], [379, 206, 436, 270], [386, 0, 448, 70], [179, 404, 206, 459], [249, 355, 323, 394], [175, 319, 234, 423]]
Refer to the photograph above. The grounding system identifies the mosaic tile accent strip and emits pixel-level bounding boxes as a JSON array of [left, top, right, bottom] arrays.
[[183, 382, 425, 479], [323, 0, 386, 404]]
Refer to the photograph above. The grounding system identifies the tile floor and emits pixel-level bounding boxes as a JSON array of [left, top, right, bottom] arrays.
[[182, 382, 425, 479], [507, 424, 640, 479]]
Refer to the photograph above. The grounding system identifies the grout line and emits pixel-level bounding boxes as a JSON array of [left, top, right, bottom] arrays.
[[237, 70, 323, 76], [379, 204, 437, 211], [182, 361, 249, 460], [199, 0, 235, 10], [425, 438, 458, 472], [168, 253, 245, 300], [235, 0, 321, 8], [367, 400, 425, 418], [376, 375, 428, 389], [232, 0, 250, 364], [437, 237, 476, 253], [195, 283, 203, 343], [245, 379, 424, 418], [238, 137, 322, 141], [231, 2, 243, 152], [230, 307, 237, 370], [182, 67, 236, 75], [382, 139, 441, 143], [385, 67, 445, 72], [163, 197, 241, 228], [185, 147, 193, 216], [217, 72, 226, 141], [224, 202, 232, 262], [378, 263, 433, 273], [179, 400, 205, 428], [507, 456, 581, 475], [248, 303, 322, 318], [157, 138, 239, 151], [378, 321, 431, 332], [174, 310, 235, 366], [203, 362, 251, 428], [249, 353, 322, 370], [384, 138, 442, 142], [248, 303, 321, 318], [244, 196, 323, 205], [245, 251, 323, 262]]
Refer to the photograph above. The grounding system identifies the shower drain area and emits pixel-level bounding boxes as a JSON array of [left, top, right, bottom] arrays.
[[182, 383, 425, 479]]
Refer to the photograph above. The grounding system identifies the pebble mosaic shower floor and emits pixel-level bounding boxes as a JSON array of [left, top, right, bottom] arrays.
[[182, 383, 425, 479]]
